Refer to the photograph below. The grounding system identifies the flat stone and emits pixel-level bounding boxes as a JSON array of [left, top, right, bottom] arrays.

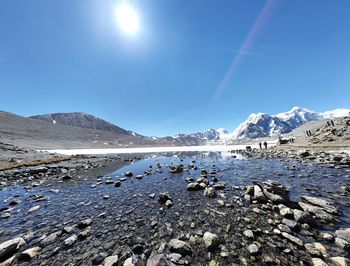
[[301, 196, 337, 214], [299, 202, 334, 222], [281, 232, 303, 246]]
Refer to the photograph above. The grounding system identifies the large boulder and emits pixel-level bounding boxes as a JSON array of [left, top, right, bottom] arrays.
[[0, 237, 25, 262]]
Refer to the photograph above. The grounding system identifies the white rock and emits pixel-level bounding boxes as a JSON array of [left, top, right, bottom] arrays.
[[103, 255, 119, 266], [311, 258, 328, 266], [330, 256, 350, 266], [203, 232, 219, 249], [64, 234, 77, 246], [20, 247, 41, 260]]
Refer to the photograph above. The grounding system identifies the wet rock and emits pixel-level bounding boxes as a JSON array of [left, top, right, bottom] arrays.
[[203, 232, 219, 250], [213, 182, 226, 190], [62, 174, 72, 181], [165, 200, 173, 208], [299, 202, 334, 222], [64, 234, 77, 247], [78, 218, 92, 229], [9, 199, 21, 206], [41, 231, 60, 246], [203, 187, 216, 197], [253, 181, 290, 204], [125, 172, 133, 177], [115, 181, 121, 187], [293, 209, 315, 225], [158, 193, 172, 204], [301, 196, 338, 214], [169, 165, 183, 174], [298, 150, 310, 158], [19, 247, 41, 261], [168, 239, 192, 255], [253, 185, 266, 202], [187, 182, 202, 191], [103, 255, 119, 266], [28, 205, 40, 213], [0, 213, 10, 219], [79, 226, 91, 239], [0, 237, 25, 262], [63, 226, 75, 234]]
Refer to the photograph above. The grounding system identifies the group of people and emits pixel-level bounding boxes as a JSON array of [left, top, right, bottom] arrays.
[[259, 141, 268, 149]]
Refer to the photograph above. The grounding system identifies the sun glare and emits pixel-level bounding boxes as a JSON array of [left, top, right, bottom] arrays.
[[115, 3, 140, 35]]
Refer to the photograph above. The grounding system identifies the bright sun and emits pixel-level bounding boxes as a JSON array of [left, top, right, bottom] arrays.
[[115, 3, 140, 35]]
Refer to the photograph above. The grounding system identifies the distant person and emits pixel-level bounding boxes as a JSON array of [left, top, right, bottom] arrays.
[[259, 142, 262, 149], [263, 141, 267, 149]]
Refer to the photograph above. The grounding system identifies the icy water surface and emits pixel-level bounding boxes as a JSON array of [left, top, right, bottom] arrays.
[[1, 151, 349, 265]]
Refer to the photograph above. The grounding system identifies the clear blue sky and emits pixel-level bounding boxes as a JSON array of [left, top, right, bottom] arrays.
[[0, 0, 349, 136]]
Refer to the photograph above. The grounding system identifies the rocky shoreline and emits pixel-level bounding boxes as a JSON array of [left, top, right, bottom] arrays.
[[0, 147, 349, 265]]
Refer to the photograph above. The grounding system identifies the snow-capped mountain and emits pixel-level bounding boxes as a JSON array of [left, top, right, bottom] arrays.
[[320, 109, 350, 119], [231, 113, 292, 139], [275, 107, 322, 128], [230, 106, 350, 140], [173, 128, 221, 143], [166, 106, 349, 143]]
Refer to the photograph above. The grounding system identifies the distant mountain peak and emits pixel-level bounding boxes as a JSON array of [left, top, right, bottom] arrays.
[[30, 112, 132, 135], [231, 106, 350, 140]]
